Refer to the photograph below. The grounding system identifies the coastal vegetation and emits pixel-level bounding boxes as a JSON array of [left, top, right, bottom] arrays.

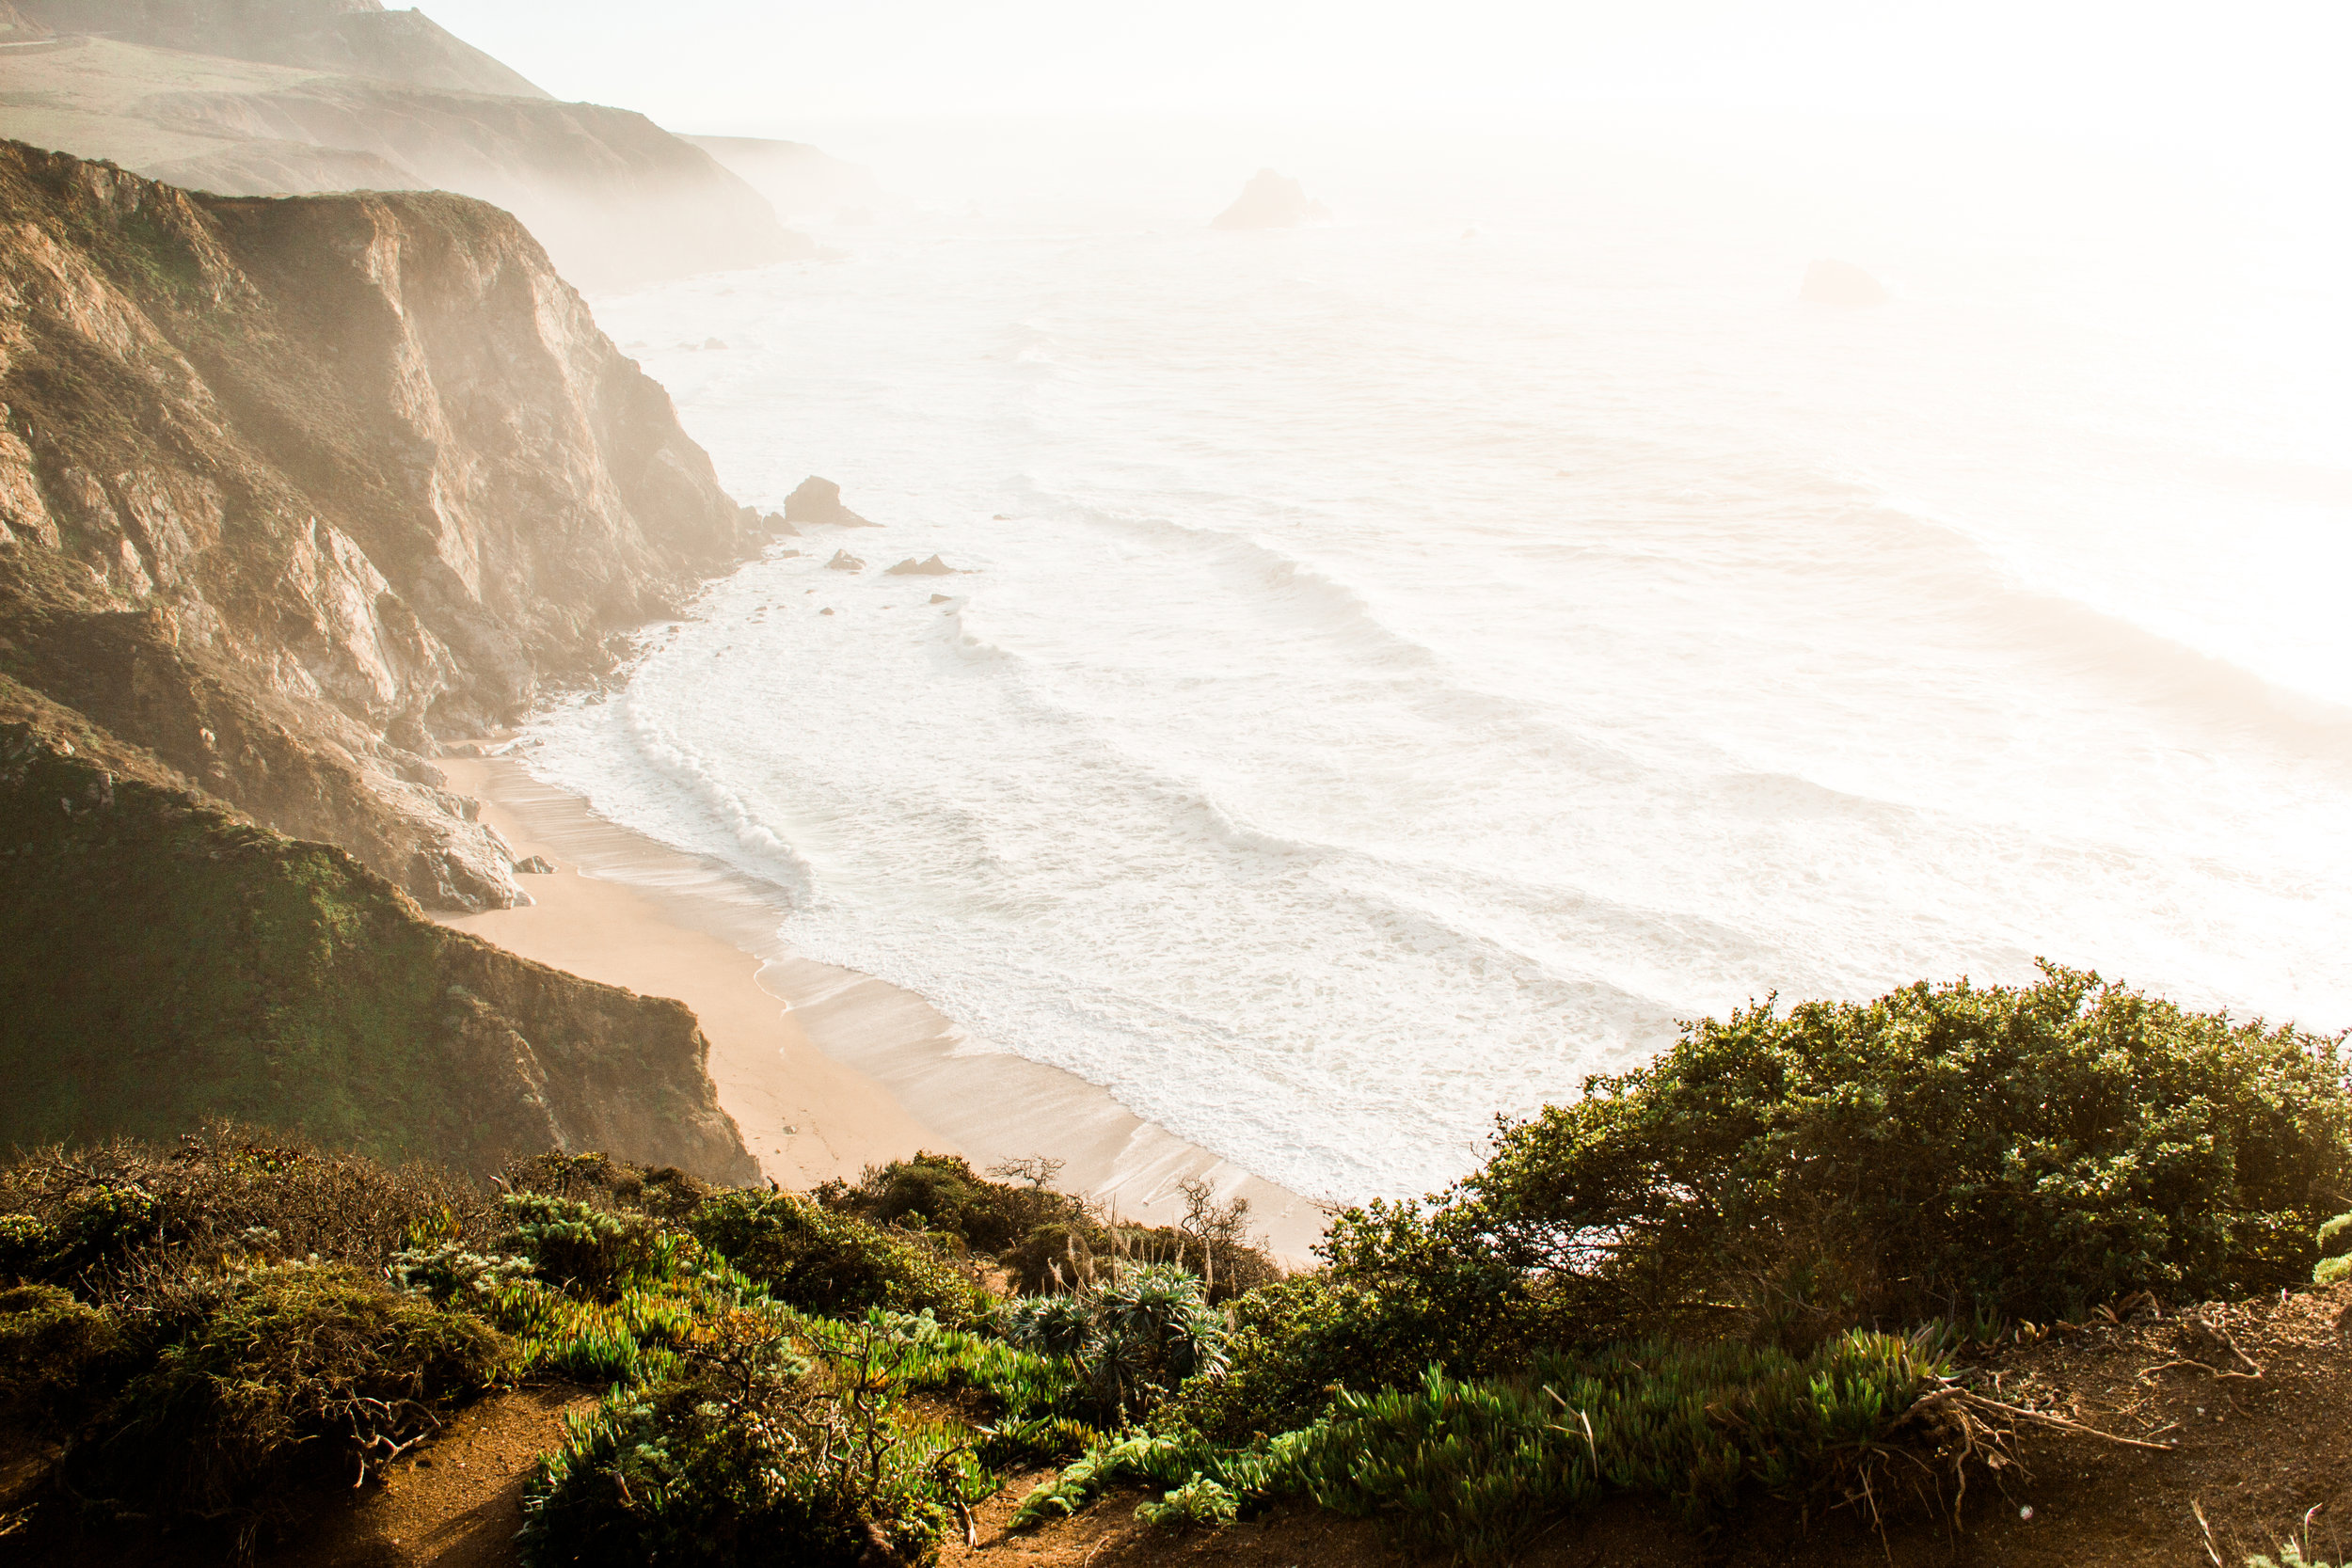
[[0, 681, 755, 1180], [1, 967, 2343, 1563]]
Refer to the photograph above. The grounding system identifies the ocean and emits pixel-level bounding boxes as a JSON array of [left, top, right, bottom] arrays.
[[522, 117, 2352, 1203]]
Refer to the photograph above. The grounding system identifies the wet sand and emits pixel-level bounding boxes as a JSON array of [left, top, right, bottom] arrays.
[[434, 756, 1327, 1258]]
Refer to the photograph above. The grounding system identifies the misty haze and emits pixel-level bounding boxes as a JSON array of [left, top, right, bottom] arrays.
[[2, 3, 2347, 1563]]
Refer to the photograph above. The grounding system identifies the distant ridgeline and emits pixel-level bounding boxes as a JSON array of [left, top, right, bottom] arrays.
[[0, 140, 772, 1176], [0, 0, 814, 289]]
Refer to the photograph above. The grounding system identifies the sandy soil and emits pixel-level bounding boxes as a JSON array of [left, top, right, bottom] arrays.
[[261, 1387, 597, 1568], [434, 757, 1327, 1257], [436, 756, 942, 1189]]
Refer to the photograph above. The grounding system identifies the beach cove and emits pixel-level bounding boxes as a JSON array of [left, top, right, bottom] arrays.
[[434, 755, 1329, 1259]]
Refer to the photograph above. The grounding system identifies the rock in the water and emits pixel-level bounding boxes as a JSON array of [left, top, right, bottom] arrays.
[[884, 554, 955, 576], [930, 594, 952, 604], [826, 549, 864, 571], [1800, 259, 1889, 306], [1213, 169, 1323, 230], [818, 607, 834, 615], [762, 510, 799, 536], [784, 475, 877, 528], [514, 855, 557, 875]]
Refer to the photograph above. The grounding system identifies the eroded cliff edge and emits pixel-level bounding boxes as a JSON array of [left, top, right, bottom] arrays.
[[0, 138, 778, 911], [0, 141, 771, 1180]]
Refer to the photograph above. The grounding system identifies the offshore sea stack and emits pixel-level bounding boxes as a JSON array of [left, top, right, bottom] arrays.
[[1212, 168, 1332, 230], [1800, 258, 1891, 305], [785, 474, 879, 528]]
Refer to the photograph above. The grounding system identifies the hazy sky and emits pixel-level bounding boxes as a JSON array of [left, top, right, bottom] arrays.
[[426, 0, 2347, 148]]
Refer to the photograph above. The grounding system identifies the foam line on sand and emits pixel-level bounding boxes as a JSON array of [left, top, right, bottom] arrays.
[[434, 756, 1327, 1258]]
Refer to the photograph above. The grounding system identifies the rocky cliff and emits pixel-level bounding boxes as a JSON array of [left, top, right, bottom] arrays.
[[0, 139, 778, 910], [0, 674, 757, 1180]]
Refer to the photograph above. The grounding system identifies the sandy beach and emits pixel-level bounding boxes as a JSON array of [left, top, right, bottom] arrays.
[[434, 756, 1327, 1258]]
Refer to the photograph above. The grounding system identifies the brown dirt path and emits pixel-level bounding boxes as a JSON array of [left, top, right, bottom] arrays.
[[258, 1386, 596, 1568]]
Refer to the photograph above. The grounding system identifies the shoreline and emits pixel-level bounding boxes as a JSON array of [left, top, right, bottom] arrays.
[[434, 756, 1328, 1258]]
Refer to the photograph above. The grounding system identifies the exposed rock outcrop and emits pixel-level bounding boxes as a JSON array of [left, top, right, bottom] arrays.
[[786, 475, 877, 528], [0, 679, 758, 1181], [0, 140, 779, 911], [1212, 168, 1329, 230], [1800, 258, 1890, 306], [825, 550, 865, 572], [884, 554, 954, 576]]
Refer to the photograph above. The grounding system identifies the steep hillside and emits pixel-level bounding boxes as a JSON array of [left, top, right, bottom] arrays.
[[0, 25, 808, 288], [688, 133, 882, 218], [18, 0, 549, 97], [0, 139, 780, 909], [0, 674, 758, 1178]]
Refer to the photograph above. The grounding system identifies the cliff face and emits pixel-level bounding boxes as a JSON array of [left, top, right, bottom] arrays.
[[0, 675, 757, 1181], [0, 139, 777, 909]]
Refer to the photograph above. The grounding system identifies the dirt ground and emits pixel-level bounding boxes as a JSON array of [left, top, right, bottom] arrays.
[[11, 1283, 2347, 1567], [256, 1386, 599, 1568]]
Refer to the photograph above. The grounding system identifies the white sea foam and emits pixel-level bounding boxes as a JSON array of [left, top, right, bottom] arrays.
[[526, 128, 2352, 1202]]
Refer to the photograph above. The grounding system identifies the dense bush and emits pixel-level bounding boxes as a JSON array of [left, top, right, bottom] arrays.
[[1279, 1329, 1951, 1560], [499, 1192, 660, 1297], [520, 1309, 970, 1567], [1021, 1328, 1953, 1563], [2316, 1212, 2352, 1286], [826, 1154, 1283, 1304], [66, 1262, 508, 1547], [1321, 965, 2352, 1350], [691, 1188, 991, 1326], [0, 1282, 117, 1424], [1000, 1262, 1229, 1423], [521, 1306, 1089, 1568], [0, 1128, 501, 1292], [1163, 1271, 1470, 1443], [824, 1151, 1043, 1254]]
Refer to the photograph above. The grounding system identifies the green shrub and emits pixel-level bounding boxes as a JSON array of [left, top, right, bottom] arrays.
[[70, 1261, 508, 1545], [999, 1262, 1228, 1424], [835, 1152, 1039, 1254], [389, 1240, 537, 1304], [1135, 1473, 1238, 1530], [503, 1150, 713, 1222], [832, 1156, 1283, 1303], [0, 1212, 57, 1280], [1021, 1329, 1949, 1563], [1324, 965, 2352, 1349], [1167, 1270, 1484, 1443], [2317, 1212, 2352, 1284], [0, 1282, 117, 1423], [499, 1193, 657, 1297], [519, 1307, 993, 1568], [691, 1189, 989, 1326], [0, 1130, 501, 1293], [487, 1232, 763, 1386]]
